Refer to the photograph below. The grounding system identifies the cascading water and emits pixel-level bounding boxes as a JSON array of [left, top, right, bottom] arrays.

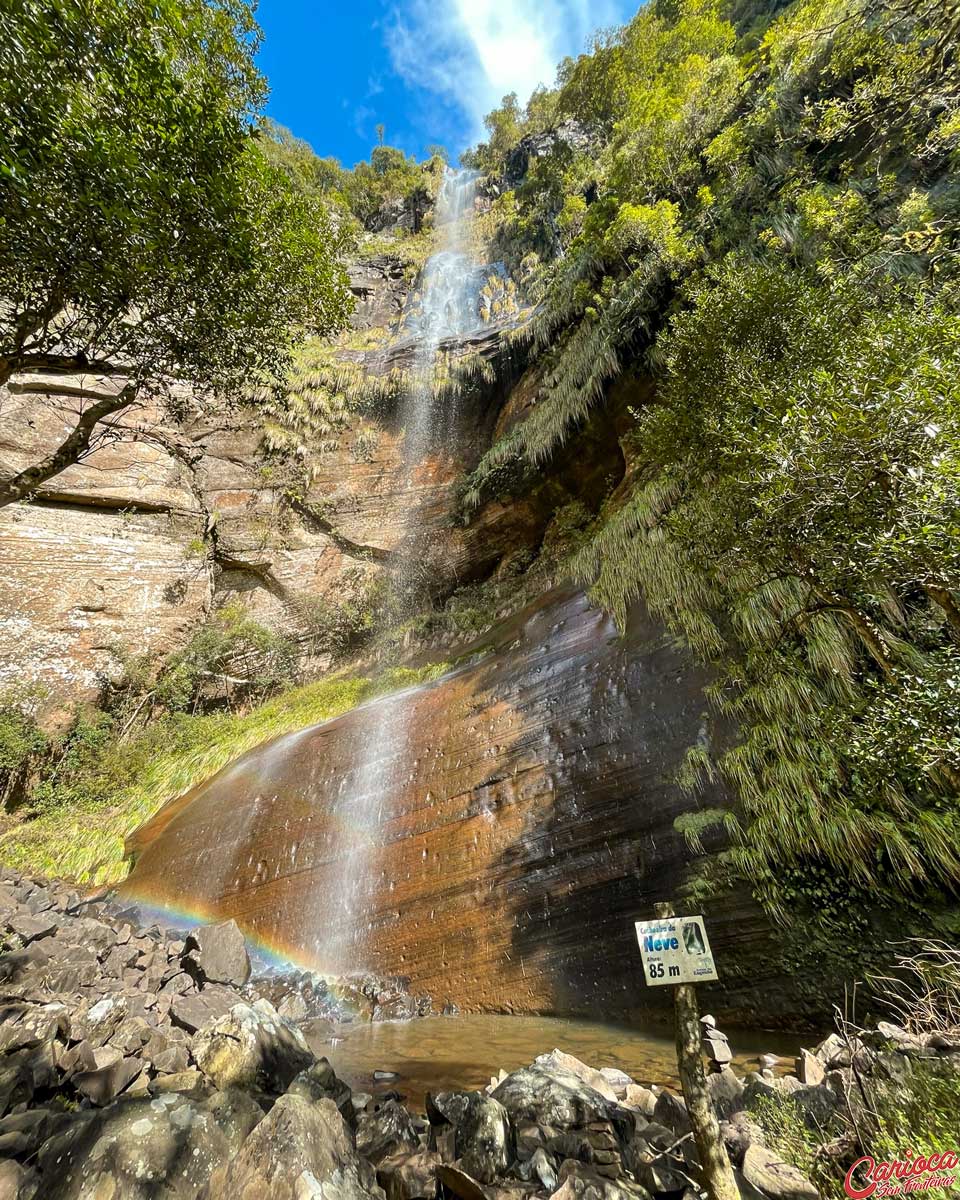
[[318, 169, 479, 972]]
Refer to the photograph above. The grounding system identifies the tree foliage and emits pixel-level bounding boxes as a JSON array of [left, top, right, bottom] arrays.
[[0, 0, 352, 504], [464, 0, 960, 919]]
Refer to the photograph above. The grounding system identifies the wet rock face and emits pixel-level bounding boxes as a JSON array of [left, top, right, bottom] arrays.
[[120, 588, 812, 1026]]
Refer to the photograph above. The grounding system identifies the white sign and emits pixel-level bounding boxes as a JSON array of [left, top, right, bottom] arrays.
[[635, 915, 718, 986]]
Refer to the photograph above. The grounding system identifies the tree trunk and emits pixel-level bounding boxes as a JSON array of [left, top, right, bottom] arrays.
[[0, 384, 137, 508]]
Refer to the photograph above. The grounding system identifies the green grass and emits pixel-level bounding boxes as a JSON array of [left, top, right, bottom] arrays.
[[0, 663, 449, 887]]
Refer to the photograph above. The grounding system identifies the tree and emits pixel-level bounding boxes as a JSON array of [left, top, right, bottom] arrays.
[[0, 0, 351, 507]]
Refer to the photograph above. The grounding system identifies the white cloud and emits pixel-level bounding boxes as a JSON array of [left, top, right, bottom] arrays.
[[385, 0, 627, 147]]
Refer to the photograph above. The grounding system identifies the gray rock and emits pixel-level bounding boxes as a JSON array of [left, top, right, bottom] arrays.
[[204, 1094, 382, 1200], [533, 1050, 620, 1103], [183, 919, 251, 987], [517, 1147, 558, 1192], [437, 1163, 488, 1200], [796, 1050, 825, 1087], [707, 1066, 744, 1118], [0, 1159, 38, 1200], [453, 1093, 511, 1183], [720, 1110, 766, 1166], [812, 1033, 846, 1067], [652, 1089, 691, 1136], [192, 999, 314, 1093], [5, 913, 56, 945], [288, 1056, 356, 1128], [622, 1084, 656, 1118], [169, 984, 239, 1033], [598, 1068, 633, 1099], [357, 1098, 421, 1164], [491, 1066, 630, 1136], [742, 1145, 819, 1200], [72, 1045, 141, 1105], [377, 1150, 441, 1200], [549, 1160, 653, 1200], [39, 1086, 262, 1198]]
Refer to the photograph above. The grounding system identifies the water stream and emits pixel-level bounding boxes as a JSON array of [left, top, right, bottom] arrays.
[[319, 169, 480, 972]]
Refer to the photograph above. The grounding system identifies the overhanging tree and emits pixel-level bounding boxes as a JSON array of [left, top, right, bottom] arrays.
[[0, 0, 351, 507]]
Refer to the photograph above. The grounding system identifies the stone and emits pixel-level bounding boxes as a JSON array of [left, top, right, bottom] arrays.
[[652, 1090, 691, 1136], [549, 1160, 652, 1200], [38, 1086, 262, 1198], [377, 1150, 441, 1200], [288, 1056, 355, 1128], [491, 1066, 630, 1137], [796, 1050, 825, 1087], [169, 985, 239, 1033], [597, 1068, 633, 1099], [438, 1164, 489, 1200], [452, 1093, 511, 1183], [517, 1147, 559, 1192], [704, 1035, 732, 1066], [149, 1068, 208, 1095], [73, 994, 126, 1046], [533, 1050, 620, 1103], [5, 913, 56, 945], [357, 1098, 422, 1164], [720, 1110, 766, 1166], [192, 1000, 314, 1092], [707, 1066, 744, 1118], [742, 1145, 819, 1200], [183, 919, 251, 987], [876, 1021, 924, 1052], [72, 1046, 141, 1105], [204, 1094, 382, 1200], [622, 1085, 656, 1118], [0, 1159, 38, 1200]]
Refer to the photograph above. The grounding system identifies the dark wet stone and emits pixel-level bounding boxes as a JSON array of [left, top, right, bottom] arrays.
[[377, 1149, 442, 1200], [287, 1055, 356, 1129]]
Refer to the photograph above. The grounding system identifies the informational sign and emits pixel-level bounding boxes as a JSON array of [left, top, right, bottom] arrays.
[[635, 914, 718, 986]]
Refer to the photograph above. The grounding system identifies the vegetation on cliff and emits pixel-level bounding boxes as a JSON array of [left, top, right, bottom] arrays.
[[462, 0, 960, 925]]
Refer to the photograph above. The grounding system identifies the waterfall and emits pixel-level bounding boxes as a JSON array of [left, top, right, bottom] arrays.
[[318, 168, 479, 973]]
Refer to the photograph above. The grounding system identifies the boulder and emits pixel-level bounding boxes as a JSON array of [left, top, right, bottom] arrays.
[[72, 1046, 141, 1105], [622, 1085, 656, 1118], [437, 1164, 489, 1200], [170, 986, 245, 1034], [598, 1068, 633, 1099], [183, 920, 251, 987], [491, 1066, 629, 1135], [720, 1110, 766, 1166], [288, 1056, 356, 1128], [548, 1160, 652, 1200], [742, 1145, 819, 1200], [452, 1093, 511, 1183], [707, 1066, 744, 1119], [516, 1147, 559, 1192], [356, 1099, 422, 1164], [38, 1087, 262, 1199], [533, 1051, 620, 1103], [0, 1159, 38, 1200], [203, 1094, 382, 1200], [377, 1150, 441, 1200], [192, 1000, 314, 1093], [796, 1050, 825, 1087], [652, 1090, 690, 1136]]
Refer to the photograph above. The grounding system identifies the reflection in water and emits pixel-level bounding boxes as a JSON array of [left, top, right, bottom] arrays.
[[307, 1013, 801, 1108]]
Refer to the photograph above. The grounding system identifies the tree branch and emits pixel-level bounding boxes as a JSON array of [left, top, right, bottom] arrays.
[[0, 353, 130, 389], [0, 383, 139, 508]]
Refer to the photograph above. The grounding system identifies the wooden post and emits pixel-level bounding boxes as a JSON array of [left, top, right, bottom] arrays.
[[654, 902, 740, 1200]]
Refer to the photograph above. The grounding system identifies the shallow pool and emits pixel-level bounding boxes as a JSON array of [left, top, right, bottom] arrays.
[[306, 1012, 803, 1107]]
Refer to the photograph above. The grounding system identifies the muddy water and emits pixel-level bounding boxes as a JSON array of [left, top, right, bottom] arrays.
[[309, 1013, 802, 1108]]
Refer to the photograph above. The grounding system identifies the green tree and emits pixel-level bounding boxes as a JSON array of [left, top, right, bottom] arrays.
[[0, 0, 351, 507]]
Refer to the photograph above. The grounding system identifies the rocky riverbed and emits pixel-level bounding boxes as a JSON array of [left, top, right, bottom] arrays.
[[0, 870, 957, 1198]]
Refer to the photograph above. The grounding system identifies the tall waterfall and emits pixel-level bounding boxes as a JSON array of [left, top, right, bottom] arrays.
[[319, 169, 479, 972]]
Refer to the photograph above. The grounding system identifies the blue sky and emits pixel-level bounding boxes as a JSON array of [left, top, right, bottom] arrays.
[[255, 0, 636, 168]]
